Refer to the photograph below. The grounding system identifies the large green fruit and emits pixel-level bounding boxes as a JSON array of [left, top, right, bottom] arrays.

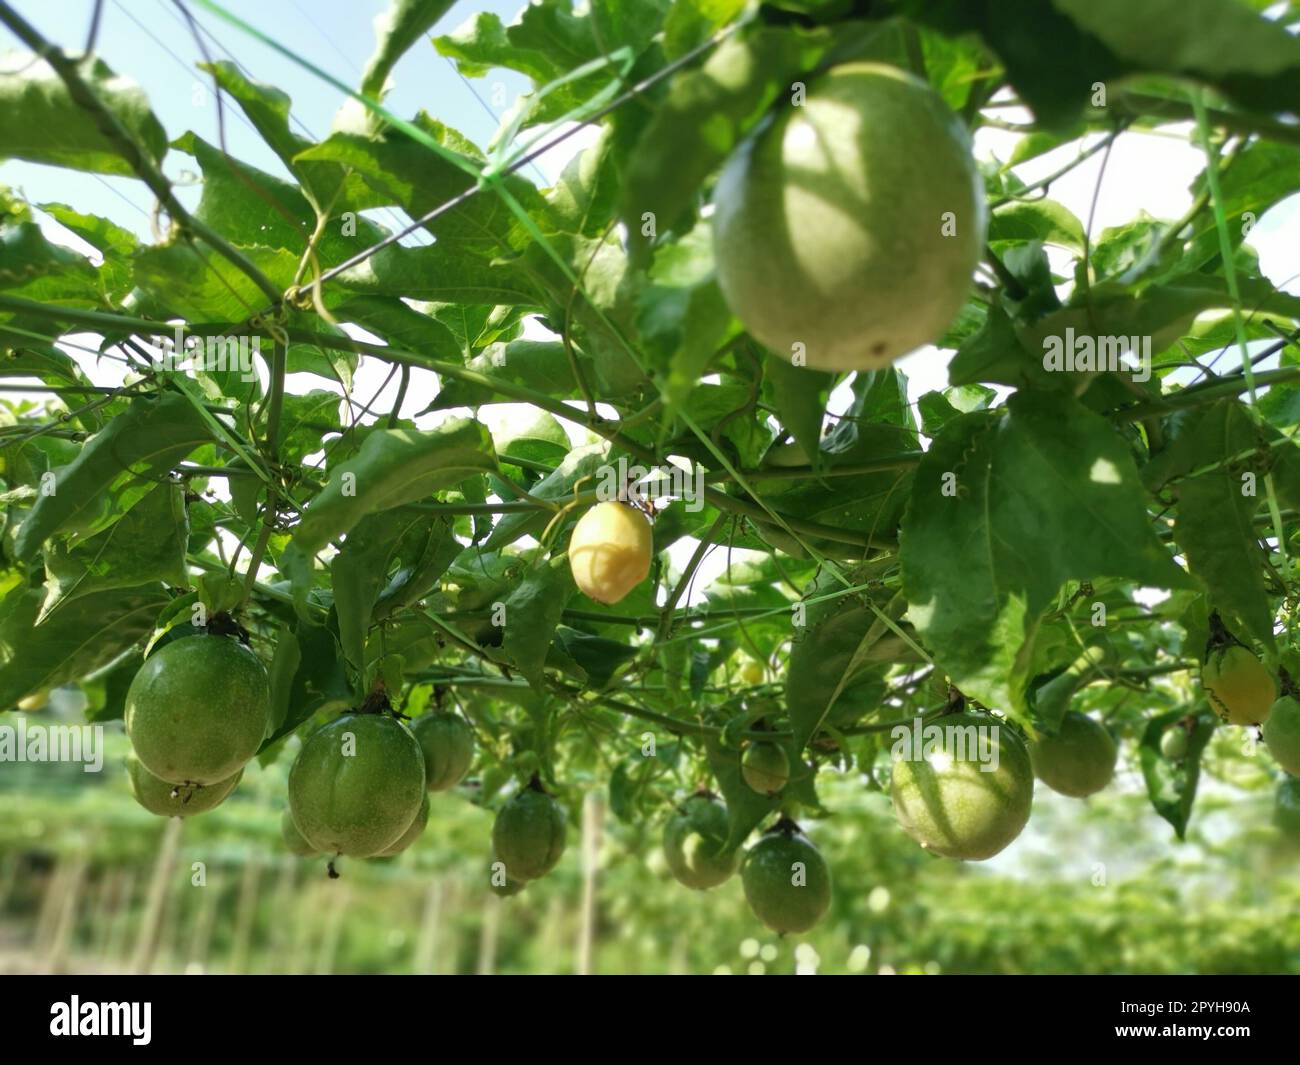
[[1276, 778, 1300, 837], [1202, 645, 1275, 726], [1030, 711, 1117, 798], [411, 712, 475, 791], [741, 741, 790, 796], [288, 713, 426, 857], [127, 753, 241, 817], [712, 62, 984, 371], [379, 793, 430, 857], [890, 711, 1033, 860], [663, 796, 741, 891], [1263, 695, 1300, 777], [281, 810, 319, 857], [741, 825, 832, 935], [491, 786, 567, 881], [125, 634, 270, 785]]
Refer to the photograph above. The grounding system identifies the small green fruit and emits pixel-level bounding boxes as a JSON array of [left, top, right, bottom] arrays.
[[741, 741, 790, 796], [491, 786, 567, 881], [281, 810, 319, 857], [741, 825, 832, 935], [663, 796, 741, 891], [1263, 695, 1300, 777], [1030, 711, 1117, 798], [488, 856, 527, 898], [378, 793, 430, 857], [1202, 645, 1275, 726], [890, 711, 1033, 860], [411, 712, 475, 791], [288, 713, 426, 857], [128, 753, 241, 817], [1160, 727, 1191, 762], [125, 634, 269, 785]]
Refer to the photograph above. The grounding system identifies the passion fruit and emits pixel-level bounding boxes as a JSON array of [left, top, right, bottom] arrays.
[[663, 795, 741, 891], [127, 752, 241, 817], [410, 712, 475, 791], [741, 741, 790, 797], [568, 501, 652, 605], [491, 785, 567, 881], [712, 62, 984, 371], [1202, 645, 1275, 726], [378, 793, 430, 857], [1160, 726, 1191, 762], [1263, 695, 1300, 777], [488, 857, 527, 898], [890, 711, 1034, 860], [287, 713, 426, 857], [1029, 711, 1117, 798], [125, 633, 270, 785], [741, 823, 832, 935]]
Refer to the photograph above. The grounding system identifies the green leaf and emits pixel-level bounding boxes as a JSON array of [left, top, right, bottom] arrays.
[[501, 555, 575, 689], [292, 419, 497, 554], [426, 339, 593, 409], [0, 54, 168, 175], [762, 353, 833, 471], [14, 391, 211, 561], [552, 626, 638, 689], [360, 0, 459, 100], [0, 583, 169, 709], [39, 482, 189, 621], [1138, 707, 1217, 839], [1171, 401, 1276, 652], [900, 392, 1190, 718], [989, 198, 1085, 252], [259, 619, 351, 751]]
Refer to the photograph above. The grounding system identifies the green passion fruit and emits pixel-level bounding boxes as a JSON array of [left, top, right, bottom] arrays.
[[378, 793, 430, 857], [281, 810, 319, 857], [890, 711, 1034, 860], [1029, 711, 1117, 798], [1202, 645, 1275, 726], [741, 824, 832, 935], [489, 856, 528, 898], [288, 713, 426, 858], [1160, 726, 1191, 762], [411, 712, 475, 791], [125, 633, 270, 785], [491, 786, 567, 881], [128, 752, 241, 817], [663, 796, 741, 891], [1263, 695, 1300, 777], [712, 62, 984, 372], [741, 741, 790, 797], [568, 501, 653, 605]]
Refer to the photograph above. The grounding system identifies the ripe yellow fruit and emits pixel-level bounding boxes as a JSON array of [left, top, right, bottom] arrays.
[[740, 661, 765, 685], [712, 62, 984, 371], [1202, 646, 1275, 726], [568, 502, 653, 605]]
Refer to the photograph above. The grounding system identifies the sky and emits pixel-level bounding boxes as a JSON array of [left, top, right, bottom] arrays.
[[2, 0, 1299, 593]]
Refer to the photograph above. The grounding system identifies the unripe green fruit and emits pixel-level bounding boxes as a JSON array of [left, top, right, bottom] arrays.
[[741, 741, 790, 797], [488, 856, 527, 898], [663, 796, 741, 891], [1263, 695, 1300, 777], [125, 634, 270, 785], [1202, 645, 1275, 726], [491, 787, 567, 881], [128, 752, 241, 817], [411, 712, 475, 791], [713, 62, 984, 371], [1030, 711, 1117, 798], [281, 809, 319, 857], [741, 827, 832, 935], [568, 502, 652, 605], [1276, 778, 1300, 837], [378, 793, 430, 857], [890, 711, 1034, 860], [1160, 727, 1190, 762], [288, 713, 426, 857]]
